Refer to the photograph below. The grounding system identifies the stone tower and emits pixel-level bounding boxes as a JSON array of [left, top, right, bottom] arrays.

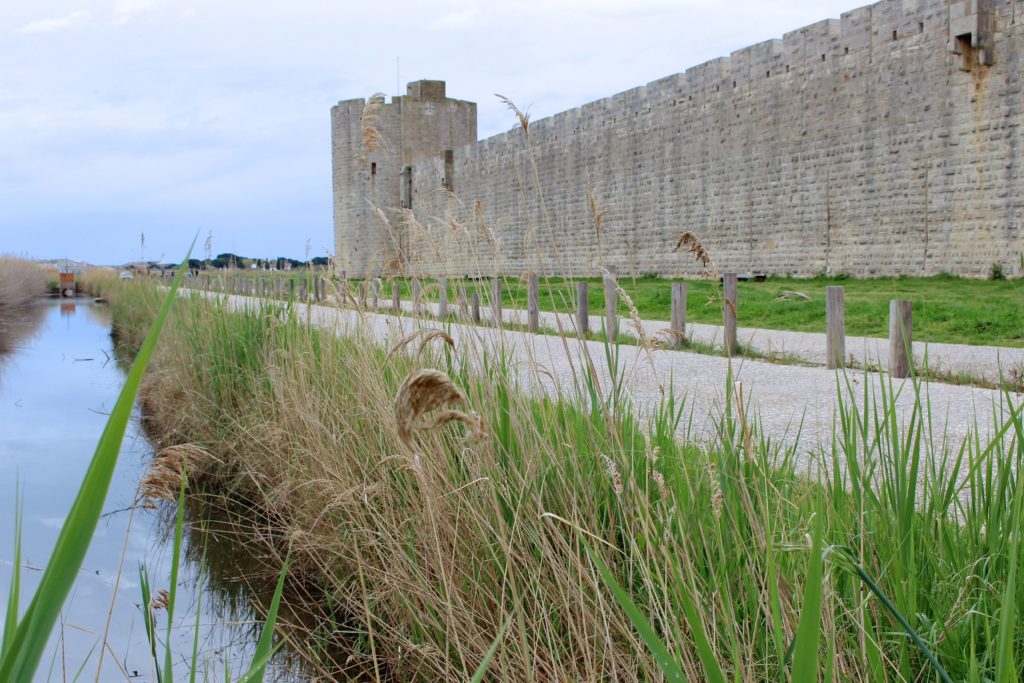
[[331, 80, 477, 276]]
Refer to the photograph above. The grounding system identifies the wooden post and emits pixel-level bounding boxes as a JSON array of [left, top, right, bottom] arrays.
[[527, 273, 540, 332], [722, 272, 738, 357], [371, 279, 379, 309], [576, 281, 589, 336], [438, 277, 448, 318], [288, 279, 294, 299], [299, 278, 308, 302], [670, 283, 687, 349], [491, 278, 502, 326], [411, 279, 421, 314], [826, 286, 846, 369], [358, 282, 367, 307], [392, 282, 401, 312], [889, 300, 913, 378], [470, 292, 481, 323], [603, 274, 617, 341], [459, 284, 468, 319]]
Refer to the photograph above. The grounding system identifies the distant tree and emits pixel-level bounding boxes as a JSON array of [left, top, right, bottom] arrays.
[[311, 256, 329, 267]]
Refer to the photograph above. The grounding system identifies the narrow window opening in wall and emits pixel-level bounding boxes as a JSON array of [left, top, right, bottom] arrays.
[[892, 29, 898, 41], [845, 46, 849, 55], [919, 22, 924, 33], [766, 70, 771, 78], [371, 162, 376, 176], [821, 54, 826, 62], [785, 64, 790, 73], [733, 81, 737, 88]]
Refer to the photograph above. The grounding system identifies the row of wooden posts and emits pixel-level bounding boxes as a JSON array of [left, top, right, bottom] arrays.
[[199, 272, 917, 379]]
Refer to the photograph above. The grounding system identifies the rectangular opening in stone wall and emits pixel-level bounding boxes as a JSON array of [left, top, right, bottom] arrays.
[[919, 22, 924, 33], [892, 29, 898, 41], [844, 46, 849, 55], [371, 162, 377, 176], [955, 34, 974, 70], [766, 70, 770, 78], [785, 65, 790, 73], [821, 54, 826, 61]]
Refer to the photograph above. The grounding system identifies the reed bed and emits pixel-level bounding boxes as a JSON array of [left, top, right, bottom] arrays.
[[88, 274, 1024, 682], [0, 256, 48, 309], [0, 256, 49, 356]]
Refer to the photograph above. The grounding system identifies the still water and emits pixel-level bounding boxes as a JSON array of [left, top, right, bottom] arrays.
[[0, 299, 293, 682]]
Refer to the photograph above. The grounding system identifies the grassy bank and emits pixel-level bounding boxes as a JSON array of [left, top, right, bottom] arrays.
[[398, 274, 1024, 348], [96, 276, 1024, 681], [193, 270, 1023, 347]]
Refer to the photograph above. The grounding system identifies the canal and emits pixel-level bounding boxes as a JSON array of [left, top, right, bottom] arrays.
[[0, 298, 300, 681]]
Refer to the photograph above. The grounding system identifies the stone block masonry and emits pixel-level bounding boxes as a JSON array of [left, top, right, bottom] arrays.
[[333, 0, 1024, 279]]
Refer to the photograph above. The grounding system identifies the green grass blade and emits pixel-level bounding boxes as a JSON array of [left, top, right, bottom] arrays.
[[469, 613, 513, 683], [840, 549, 953, 683], [2, 489, 22, 659], [995, 404, 1024, 683], [585, 543, 689, 683], [139, 563, 163, 683], [189, 557, 206, 683], [0, 247, 191, 682], [162, 470, 189, 683], [241, 556, 289, 682], [791, 511, 824, 683]]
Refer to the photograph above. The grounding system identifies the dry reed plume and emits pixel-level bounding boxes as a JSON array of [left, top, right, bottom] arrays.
[[674, 230, 713, 270], [358, 93, 387, 165], [394, 368, 482, 449], [137, 443, 209, 507]]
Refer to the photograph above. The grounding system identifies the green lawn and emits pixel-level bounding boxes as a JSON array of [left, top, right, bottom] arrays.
[[394, 274, 1023, 348]]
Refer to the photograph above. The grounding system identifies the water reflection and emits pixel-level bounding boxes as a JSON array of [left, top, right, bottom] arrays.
[[0, 299, 302, 681]]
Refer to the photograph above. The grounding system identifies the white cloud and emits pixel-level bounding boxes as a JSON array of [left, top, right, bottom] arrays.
[[16, 11, 91, 34], [180, 7, 198, 20], [114, 0, 164, 24]]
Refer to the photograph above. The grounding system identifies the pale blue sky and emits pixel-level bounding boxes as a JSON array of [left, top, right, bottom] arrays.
[[1, 0, 857, 265]]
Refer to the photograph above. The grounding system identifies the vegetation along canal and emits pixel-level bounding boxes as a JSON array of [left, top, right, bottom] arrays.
[[0, 298, 303, 681]]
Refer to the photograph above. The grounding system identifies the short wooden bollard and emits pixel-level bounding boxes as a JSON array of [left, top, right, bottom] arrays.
[[358, 282, 367, 307], [392, 282, 401, 312], [438, 277, 448, 318], [670, 283, 687, 349], [889, 300, 913, 378], [288, 279, 295, 299], [371, 280, 379, 309], [527, 273, 540, 333], [603, 274, 617, 340], [722, 272, 738, 357], [470, 292, 481, 323], [459, 284, 468, 319], [826, 286, 846, 369], [276, 279, 284, 298], [411, 279, 421, 314], [299, 279, 308, 302], [491, 278, 502, 326], [576, 281, 589, 336]]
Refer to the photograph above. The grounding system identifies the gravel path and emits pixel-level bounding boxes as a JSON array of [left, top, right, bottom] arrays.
[[376, 295, 1024, 385], [206, 291, 1020, 463]]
